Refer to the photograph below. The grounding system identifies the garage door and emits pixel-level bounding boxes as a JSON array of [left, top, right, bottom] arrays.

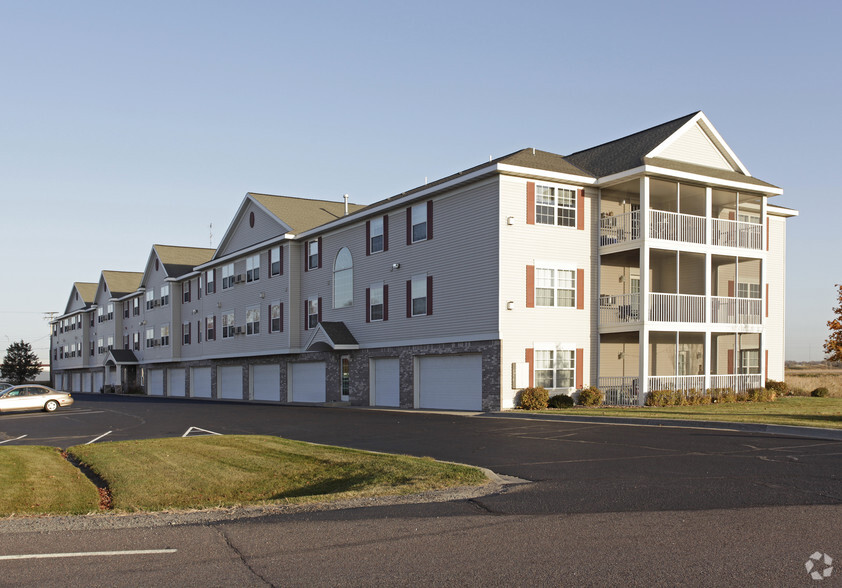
[[94, 371, 104, 394], [219, 366, 243, 400], [372, 358, 400, 407], [72, 373, 81, 392], [290, 362, 325, 403], [148, 369, 164, 396], [192, 367, 212, 398], [83, 372, 91, 393], [252, 364, 280, 401], [418, 355, 482, 411], [168, 369, 186, 397]]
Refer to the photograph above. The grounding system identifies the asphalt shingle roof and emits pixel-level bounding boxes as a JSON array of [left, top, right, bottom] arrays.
[[154, 245, 216, 278], [101, 271, 143, 298], [251, 194, 367, 234], [73, 282, 98, 305]]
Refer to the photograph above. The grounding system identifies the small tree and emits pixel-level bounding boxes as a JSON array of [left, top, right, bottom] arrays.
[[825, 284, 842, 363], [0, 341, 42, 385]]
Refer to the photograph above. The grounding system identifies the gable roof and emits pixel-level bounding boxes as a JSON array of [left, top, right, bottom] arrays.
[[74, 282, 98, 305], [496, 148, 593, 177], [153, 244, 215, 278], [251, 193, 367, 234], [101, 271, 143, 298]]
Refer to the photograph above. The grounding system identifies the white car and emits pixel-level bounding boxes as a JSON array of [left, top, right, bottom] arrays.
[[0, 385, 74, 413]]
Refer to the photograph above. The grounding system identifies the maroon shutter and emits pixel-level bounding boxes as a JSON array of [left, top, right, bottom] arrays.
[[214, 269, 218, 293], [304, 300, 309, 330], [304, 241, 309, 272], [383, 215, 389, 251], [427, 200, 433, 240], [213, 316, 217, 340], [197, 320, 201, 342], [576, 348, 584, 389], [365, 288, 371, 323], [280, 245, 284, 275], [189, 322, 192, 343], [526, 265, 535, 308], [577, 189, 585, 231], [406, 280, 412, 317], [268, 248, 272, 278], [576, 268, 584, 310], [383, 284, 389, 321], [427, 275, 433, 315], [728, 280, 735, 297], [317, 237, 322, 268], [525, 348, 534, 387], [406, 207, 412, 245], [280, 303, 284, 332], [267, 303, 272, 332], [727, 349, 734, 373], [765, 349, 769, 375], [317, 297, 322, 322], [526, 182, 536, 225], [365, 221, 371, 256]]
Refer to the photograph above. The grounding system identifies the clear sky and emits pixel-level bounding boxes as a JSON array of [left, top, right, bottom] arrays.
[[0, 0, 838, 362]]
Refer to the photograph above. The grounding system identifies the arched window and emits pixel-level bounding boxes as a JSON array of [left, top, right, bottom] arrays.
[[333, 248, 353, 308]]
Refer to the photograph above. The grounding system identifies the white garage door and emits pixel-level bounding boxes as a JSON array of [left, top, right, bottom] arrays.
[[291, 362, 326, 403], [252, 364, 280, 401], [418, 355, 482, 411], [192, 367, 212, 398], [83, 372, 91, 393], [94, 371, 104, 394], [372, 358, 400, 407], [168, 369, 186, 397], [148, 369, 164, 396], [72, 373, 81, 392], [219, 366, 243, 400]]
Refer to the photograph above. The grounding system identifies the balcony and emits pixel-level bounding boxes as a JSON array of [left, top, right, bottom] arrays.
[[710, 296, 762, 325], [711, 218, 763, 250], [648, 293, 705, 323], [599, 210, 762, 250], [600, 293, 763, 327]]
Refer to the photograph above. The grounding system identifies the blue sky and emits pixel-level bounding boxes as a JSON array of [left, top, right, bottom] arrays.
[[0, 0, 838, 361]]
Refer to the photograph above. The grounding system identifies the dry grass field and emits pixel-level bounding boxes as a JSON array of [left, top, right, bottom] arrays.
[[785, 366, 842, 397]]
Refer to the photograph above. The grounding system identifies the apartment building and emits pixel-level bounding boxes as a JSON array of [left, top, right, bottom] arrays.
[[51, 111, 796, 410]]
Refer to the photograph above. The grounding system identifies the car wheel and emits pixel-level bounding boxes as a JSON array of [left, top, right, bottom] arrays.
[[44, 400, 59, 412]]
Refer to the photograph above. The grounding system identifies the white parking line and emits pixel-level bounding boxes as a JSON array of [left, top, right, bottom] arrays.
[[85, 431, 112, 444], [0, 549, 177, 560], [182, 426, 222, 437], [0, 435, 27, 444]]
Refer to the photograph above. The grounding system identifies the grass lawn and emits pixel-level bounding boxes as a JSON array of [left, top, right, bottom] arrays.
[[0, 446, 100, 516], [67, 435, 487, 512], [534, 396, 842, 429]]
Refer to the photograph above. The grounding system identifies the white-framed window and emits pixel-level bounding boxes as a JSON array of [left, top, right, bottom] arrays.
[[534, 346, 575, 389], [160, 285, 170, 306], [97, 307, 104, 323], [246, 306, 260, 335], [370, 282, 384, 321], [206, 315, 215, 340], [246, 254, 260, 282], [76, 342, 81, 357], [183, 322, 191, 345], [183, 280, 191, 303], [307, 299, 319, 329], [411, 203, 427, 243], [133, 297, 140, 316], [107, 336, 113, 351], [411, 274, 427, 317], [370, 217, 384, 254], [222, 311, 235, 339], [308, 241, 319, 270], [206, 269, 216, 294], [160, 324, 170, 347], [145, 328, 154, 348], [535, 266, 576, 308], [740, 349, 760, 374], [333, 248, 353, 309], [97, 338, 104, 354], [270, 246, 281, 276], [133, 332, 140, 351], [270, 302, 282, 333], [737, 282, 761, 299], [340, 356, 350, 399], [106, 303, 114, 320], [536, 184, 576, 227], [146, 290, 155, 310], [222, 264, 235, 290]]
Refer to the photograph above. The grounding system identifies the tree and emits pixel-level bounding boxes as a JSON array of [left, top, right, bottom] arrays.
[[825, 284, 842, 363], [0, 341, 42, 385]]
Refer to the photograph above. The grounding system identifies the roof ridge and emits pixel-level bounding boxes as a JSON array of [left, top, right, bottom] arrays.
[[250, 192, 365, 207], [566, 111, 700, 157]]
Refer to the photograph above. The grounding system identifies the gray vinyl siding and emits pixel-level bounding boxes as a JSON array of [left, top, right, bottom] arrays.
[[766, 215, 786, 380], [218, 201, 286, 257], [140, 255, 178, 362], [298, 177, 501, 349]]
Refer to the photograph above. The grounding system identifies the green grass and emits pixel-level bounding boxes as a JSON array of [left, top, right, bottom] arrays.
[[534, 396, 842, 429], [0, 446, 99, 516], [67, 435, 487, 512]]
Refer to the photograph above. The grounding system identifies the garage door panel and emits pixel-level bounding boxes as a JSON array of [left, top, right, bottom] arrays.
[[373, 358, 400, 407], [192, 367, 212, 398], [291, 362, 325, 403], [94, 372, 104, 394], [219, 366, 243, 399], [418, 355, 482, 411], [148, 370, 164, 396], [168, 369, 186, 397], [252, 364, 280, 401]]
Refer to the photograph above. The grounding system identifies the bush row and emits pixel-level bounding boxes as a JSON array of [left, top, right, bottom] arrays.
[[517, 386, 604, 410]]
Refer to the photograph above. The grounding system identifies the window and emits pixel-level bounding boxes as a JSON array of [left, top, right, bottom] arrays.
[[536, 267, 576, 307], [76, 342, 81, 357], [535, 348, 575, 389], [246, 254, 260, 282], [740, 349, 760, 374], [146, 290, 155, 310], [160, 286, 169, 306], [369, 216, 384, 254], [183, 323, 191, 345], [97, 307, 104, 323], [246, 306, 260, 335], [536, 184, 576, 227], [270, 246, 282, 276], [307, 299, 319, 329], [160, 324, 169, 347], [370, 283, 384, 321], [222, 311, 235, 339], [340, 356, 350, 399], [107, 336, 113, 351], [97, 338, 104, 354], [411, 203, 428, 242], [123, 302, 129, 319], [106, 303, 114, 320], [205, 270, 216, 294], [146, 329, 154, 348], [737, 283, 761, 299], [308, 240, 319, 270], [333, 248, 353, 308], [410, 275, 428, 317], [133, 332, 140, 351], [90, 342, 95, 356], [133, 297, 140, 316], [183, 281, 191, 303], [222, 264, 235, 289], [270, 302, 283, 332], [206, 316, 216, 340]]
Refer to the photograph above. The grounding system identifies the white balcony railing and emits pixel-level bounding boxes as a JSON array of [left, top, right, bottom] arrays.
[[710, 297, 762, 325], [598, 377, 639, 406], [649, 210, 706, 245], [648, 375, 706, 393], [648, 293, 706, 323], [710, 374, 763, 392], [711, 218, 763, 250], [599, 293, 641, 326], [599, 210, 641, 246]]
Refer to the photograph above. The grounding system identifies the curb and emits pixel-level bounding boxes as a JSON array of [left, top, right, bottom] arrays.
[[482, 412, 842, 441]]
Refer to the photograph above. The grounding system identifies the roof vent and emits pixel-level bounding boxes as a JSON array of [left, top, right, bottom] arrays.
[[343, 194, 349, 216]]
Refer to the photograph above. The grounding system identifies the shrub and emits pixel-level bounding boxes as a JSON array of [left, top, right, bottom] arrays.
[[789, 387, 810, 397], [811, 387, 830, 398], [708, 387, 737, 403], [765, 379, 789, 396], [578, 386, 604, 407], [685, 388, 711, 405], [646, 389, 676, 407], [518, 387, 549, 410], [746, 387, 776, 402], [547, 394, 574, 409]]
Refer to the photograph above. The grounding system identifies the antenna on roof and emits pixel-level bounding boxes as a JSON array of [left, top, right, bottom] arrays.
[[209, 223, 213, 248]]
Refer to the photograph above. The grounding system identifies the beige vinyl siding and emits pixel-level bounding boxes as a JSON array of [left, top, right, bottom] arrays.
[[218, 202, 286, 256], [766, 215, 786, 380], [498, 176, 595, 409], [658, 123, 733, 171], [299, 177, 501, 349]]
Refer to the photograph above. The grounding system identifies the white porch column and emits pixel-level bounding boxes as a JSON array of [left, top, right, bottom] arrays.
[[638, 176, 650, 405], [704, 330, 711, 393], [760, 196, 768, 385]]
